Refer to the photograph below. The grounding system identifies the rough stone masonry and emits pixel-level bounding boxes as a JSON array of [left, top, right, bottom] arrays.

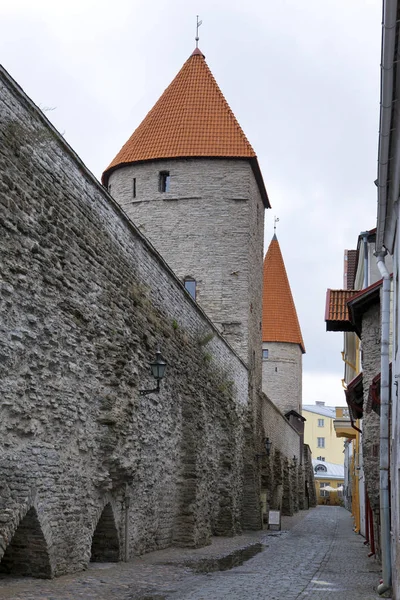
[[0, 66, 255, 577], [0, 66, 309, 578]]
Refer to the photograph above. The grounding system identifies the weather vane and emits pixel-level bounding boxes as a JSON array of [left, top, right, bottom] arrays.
[[195, 15, 202, 48], [274, 216, 280, 234]]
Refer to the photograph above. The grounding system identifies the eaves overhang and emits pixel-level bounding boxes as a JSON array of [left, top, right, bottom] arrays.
[[285, 409, 306, 422], [325, 289, 357, 332], [333, 418, 356, 439], [345, 372, 364, 421], [367, 362, 392, 416], [347, 279, 382, 337]]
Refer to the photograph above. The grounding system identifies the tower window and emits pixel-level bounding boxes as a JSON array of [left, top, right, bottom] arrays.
[[318, 419, 324, 427], [184, 278, 196, 300], [159, 171, 170, 193], [133, 178, 136, 198], [262, 349, 269, 360], [317, 437, 325, 448]]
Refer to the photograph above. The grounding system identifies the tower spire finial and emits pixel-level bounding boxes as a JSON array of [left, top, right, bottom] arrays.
[[195, 15, 202, 48], [273, 216, 280, 237]]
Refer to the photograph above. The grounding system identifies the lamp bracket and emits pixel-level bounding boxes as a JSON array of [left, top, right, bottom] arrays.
[[255, 453, 269, 460], [139, 380, 161, 396]]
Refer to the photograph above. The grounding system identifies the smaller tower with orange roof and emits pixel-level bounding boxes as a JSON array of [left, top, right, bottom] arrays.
[[261, 234, 305, 415]]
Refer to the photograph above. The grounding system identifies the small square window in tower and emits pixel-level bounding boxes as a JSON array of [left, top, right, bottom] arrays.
[[262, 349, 269, 360], [159, 171, 170, 193], [184, 278, 196, 300]]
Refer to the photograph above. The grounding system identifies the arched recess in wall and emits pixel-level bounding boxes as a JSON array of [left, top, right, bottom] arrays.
[[0, 507, 52, 578], [90, 503, 120, 562]]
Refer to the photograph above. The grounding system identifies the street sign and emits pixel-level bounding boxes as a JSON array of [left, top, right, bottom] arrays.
[[268, 510, 281, 530]]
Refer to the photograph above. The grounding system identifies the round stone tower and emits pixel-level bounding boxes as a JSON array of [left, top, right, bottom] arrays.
[[102, 48, 270, 378], [261, 234, 305, 414]]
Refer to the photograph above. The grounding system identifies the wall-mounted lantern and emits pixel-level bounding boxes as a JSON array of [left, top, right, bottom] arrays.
[[256, 437, 272, 460], [265, 437, 272, 457], [139, 349, 167, 396]]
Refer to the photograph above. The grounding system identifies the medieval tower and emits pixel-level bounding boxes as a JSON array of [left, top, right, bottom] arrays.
[[102, 48, 270, 391], [261, 234, 305, 414]]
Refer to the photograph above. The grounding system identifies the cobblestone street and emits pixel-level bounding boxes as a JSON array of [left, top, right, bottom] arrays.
[[0, 507, 385, 600]]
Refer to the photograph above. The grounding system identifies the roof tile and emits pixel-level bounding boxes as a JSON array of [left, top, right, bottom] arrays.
[[262, 236, 305, 353], [325, 289, 356, 331], [103, 49, 257, 181]]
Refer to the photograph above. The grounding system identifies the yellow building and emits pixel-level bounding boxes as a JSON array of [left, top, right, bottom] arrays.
[[302, 402, 345, 464], [313, 460, 344, 506]]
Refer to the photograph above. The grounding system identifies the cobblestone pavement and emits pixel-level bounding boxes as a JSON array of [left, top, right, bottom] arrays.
[[0, 507, 385, 600]]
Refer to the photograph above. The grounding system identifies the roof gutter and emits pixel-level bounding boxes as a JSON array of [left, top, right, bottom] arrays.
[[376, 0, 398, 252], [375, 251, 392, 596]]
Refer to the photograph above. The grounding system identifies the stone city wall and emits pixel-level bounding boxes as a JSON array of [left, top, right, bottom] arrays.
[[260, 393, 306, 517], [0, 67, 252, 577], [361, 302, 382, 559], [261, 394, 301, 460]]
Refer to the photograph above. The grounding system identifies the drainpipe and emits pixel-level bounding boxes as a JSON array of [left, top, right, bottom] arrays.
[[375, 251, 391, 595], [377, 0, 398, 251], [124, 484, 130, 562]]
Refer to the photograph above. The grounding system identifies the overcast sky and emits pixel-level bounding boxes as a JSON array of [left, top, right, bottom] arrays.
[[1, 0, 382, 406]]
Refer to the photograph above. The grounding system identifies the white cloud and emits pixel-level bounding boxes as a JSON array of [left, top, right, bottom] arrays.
[[303, 372, 347, 407]]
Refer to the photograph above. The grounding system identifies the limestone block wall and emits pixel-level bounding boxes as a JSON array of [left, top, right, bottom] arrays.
[[261, 394, 301, 459], [108, 158, 265, 372], [262, 342, 302, 414], [0, 67, 254, 577], [303, 445, 317, 508], [260, 393, 306, 516], [361, 302, 382, 558]]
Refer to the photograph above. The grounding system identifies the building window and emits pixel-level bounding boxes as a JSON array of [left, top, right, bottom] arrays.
[[159, 171, 170, 193], [318, 419, 324, 427], [320, 482, 331, 497], [315, 464, 327, 473], [317, 437, 325, 448], [133, 178, 136, 198], [184, 278, 196, 300], [262, 349, 269, 360]]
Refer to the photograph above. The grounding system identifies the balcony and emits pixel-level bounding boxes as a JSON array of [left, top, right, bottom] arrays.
[[333, 406, 356, 439]]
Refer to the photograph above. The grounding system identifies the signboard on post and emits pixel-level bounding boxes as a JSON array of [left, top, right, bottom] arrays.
[[268, 510, 281, 531]]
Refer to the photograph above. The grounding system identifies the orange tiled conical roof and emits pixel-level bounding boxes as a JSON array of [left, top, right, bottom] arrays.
[[262, 235, 305, 353], [102, 48, 269, 206]]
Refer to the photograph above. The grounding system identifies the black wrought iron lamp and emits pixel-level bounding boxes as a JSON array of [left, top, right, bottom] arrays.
[[139, 349, 167, 396], [256, 437, 272, 460]]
